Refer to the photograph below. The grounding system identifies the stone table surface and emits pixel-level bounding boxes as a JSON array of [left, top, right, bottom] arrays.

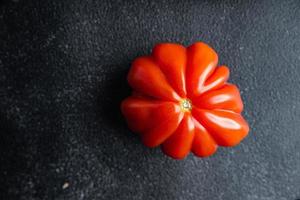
[[0, 0, 300, 200]]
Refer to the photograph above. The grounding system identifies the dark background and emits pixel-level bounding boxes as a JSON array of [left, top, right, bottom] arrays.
[[0, 0, 300, 199]]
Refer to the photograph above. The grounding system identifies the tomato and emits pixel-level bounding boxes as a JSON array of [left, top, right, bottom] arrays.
[[121, 42, 249, 159]]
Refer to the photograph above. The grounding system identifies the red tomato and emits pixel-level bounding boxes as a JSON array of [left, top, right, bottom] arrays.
[[121, 42, 249, 159]]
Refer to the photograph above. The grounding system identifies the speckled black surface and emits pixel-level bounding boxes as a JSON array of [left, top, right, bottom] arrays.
[[0, 0, 300, 199]]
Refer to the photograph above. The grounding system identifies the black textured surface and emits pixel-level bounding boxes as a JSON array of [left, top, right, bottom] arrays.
[[0, 0, 300, 199]]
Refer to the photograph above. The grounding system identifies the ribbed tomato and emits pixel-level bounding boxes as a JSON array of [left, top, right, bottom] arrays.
[[121, 42, 249, 159]]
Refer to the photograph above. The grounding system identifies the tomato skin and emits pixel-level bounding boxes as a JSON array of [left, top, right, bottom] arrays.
[[161, 113, 195, 159], [121, 42, 249, 159], [127, 56, 181, 101], [201, 65, 229, 94], [192, 118, 217, 157], [152, 43, 187, 97], [192, 84, 244, 113], [121, 97, 181, 134], [186, 42, 218, 98], [192, 108, 249, 147]]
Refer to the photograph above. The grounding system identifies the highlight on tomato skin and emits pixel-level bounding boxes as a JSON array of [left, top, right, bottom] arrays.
[[121, 41, 249, 159]]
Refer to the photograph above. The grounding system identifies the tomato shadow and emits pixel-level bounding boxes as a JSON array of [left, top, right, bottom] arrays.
[[58, 47, 182, 195], [83, 63, 182, 197], [95, 64, 132, 136]]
